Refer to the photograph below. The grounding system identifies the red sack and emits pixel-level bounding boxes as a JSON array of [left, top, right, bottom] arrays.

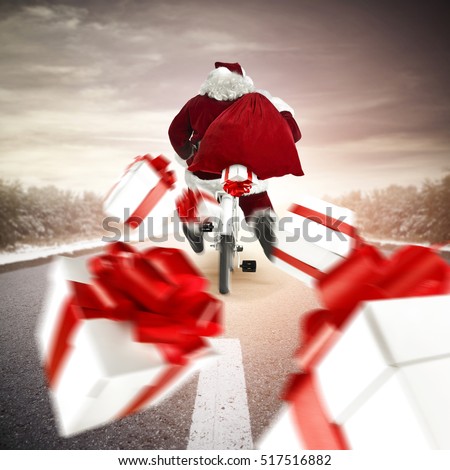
[[187, 93, 304, 180]]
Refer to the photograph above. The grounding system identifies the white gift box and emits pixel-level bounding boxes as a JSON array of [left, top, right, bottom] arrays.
[[37, 256, 217, 437], [258, 405, 305, 450], [259, 295, 450, 449], [273, 195, 356, 287], [220, 164, 255, 184], [330, 295, 450, 449], [103, 154, 175, 228]]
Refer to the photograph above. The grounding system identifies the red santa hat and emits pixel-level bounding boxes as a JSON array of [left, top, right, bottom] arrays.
[[214, 62, 245, 76]]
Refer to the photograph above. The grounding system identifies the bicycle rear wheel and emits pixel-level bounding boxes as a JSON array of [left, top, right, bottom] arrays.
[[219, 234, 234, 294]]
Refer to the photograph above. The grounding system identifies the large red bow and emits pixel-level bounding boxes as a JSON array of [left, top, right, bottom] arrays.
[[301, 243, 449, 351], [222, 166, 254, 197], [282, 243, 450, 450], [223, 179, 253, 197], [46, 242, 222, 389]]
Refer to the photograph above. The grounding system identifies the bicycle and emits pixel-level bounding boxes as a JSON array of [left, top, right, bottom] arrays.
[[198, 164, 259, 294]]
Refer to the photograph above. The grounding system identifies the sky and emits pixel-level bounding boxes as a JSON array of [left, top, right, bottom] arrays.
[[0, 0, 449, 208]]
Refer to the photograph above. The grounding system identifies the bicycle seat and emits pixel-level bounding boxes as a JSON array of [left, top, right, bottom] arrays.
[[220, 164, 258, 197]]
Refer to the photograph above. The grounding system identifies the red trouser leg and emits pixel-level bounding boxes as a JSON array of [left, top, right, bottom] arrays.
[[238, 191, 274, 222]]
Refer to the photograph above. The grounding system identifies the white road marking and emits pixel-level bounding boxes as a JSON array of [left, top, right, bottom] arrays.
[[187, 338, 253, 450]]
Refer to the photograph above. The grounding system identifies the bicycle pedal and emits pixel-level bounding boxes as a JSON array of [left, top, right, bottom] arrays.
[[241, 260, 257, 272], [236, 245, 243, 252], [200, 222, 214, 232]]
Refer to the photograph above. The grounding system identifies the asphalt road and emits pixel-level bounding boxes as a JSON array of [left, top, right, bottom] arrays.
[[0, 239, 319, 450]]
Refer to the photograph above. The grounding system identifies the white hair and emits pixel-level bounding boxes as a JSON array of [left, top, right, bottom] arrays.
[[199, 67, 255, 101]]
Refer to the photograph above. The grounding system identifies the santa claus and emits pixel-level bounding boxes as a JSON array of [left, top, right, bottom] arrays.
[[168, 61, 303, 258]]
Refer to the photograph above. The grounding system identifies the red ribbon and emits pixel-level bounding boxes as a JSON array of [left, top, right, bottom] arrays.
[[223, 180, 252, 197], [176, 188, 218, 222], [222, 167, 253, 197], [45, 242, 222, 393], [126, 155, 176, 228], [272, 246, 326, 281], [176, 188, 199, 222], [288, 203, 357, 240], [316, 244, 449, 317], [283, 243, 450, 449], [282, 373, 350, 450]]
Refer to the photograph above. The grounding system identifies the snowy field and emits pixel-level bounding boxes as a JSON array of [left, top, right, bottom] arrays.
[[0, 239, 107, 266]]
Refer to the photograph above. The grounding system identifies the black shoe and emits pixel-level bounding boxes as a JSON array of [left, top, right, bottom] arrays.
[[182, 223, 204, 253], [249, 211, 277, 260]]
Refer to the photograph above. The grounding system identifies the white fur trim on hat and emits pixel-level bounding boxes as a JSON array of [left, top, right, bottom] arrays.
[[199, 68, 255, 101], [185, 170, 268, 196]]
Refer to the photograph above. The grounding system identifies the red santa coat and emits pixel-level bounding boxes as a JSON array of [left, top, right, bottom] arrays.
[[168, 92, 303, 180]]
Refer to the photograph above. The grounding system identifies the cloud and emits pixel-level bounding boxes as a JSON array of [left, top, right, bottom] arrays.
[[0, 0, 448, 196], [23, 5, 58, 19], [22, 3, 86, 29]]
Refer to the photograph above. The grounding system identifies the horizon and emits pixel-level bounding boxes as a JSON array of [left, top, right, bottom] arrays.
[[0, 0, 449, 209]]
